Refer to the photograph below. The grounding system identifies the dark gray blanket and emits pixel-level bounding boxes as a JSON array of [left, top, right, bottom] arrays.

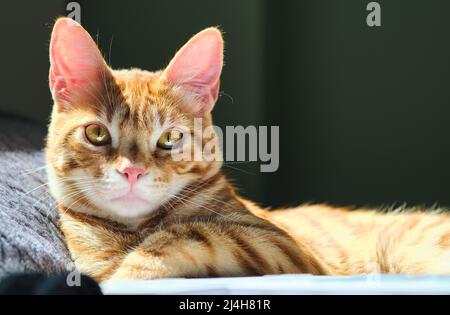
[[0, 116, 71, 280]]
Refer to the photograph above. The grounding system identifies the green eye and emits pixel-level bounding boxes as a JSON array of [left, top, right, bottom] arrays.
[[85, 124, 111, 146], [157, 130, 183, 150]]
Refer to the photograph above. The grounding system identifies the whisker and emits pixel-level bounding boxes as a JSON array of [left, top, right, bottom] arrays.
[[24, 182, 51, 195], [23, 177, 100, 196], [166, 192, 227, 219], [46, 188, 91, 220], [219, 91, 234, 104], [222, 161, 257, 165], [222, 164, 257, 176], [179, 185, 230, 208], [20, 165, 47, 176]]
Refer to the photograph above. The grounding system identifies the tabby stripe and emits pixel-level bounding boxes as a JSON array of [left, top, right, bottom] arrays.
[[178, 247, 198, 265], [61, 207, 136, 233], [184, 228, 214, 249], [158, 173, 223, 211], [302, 214, 348, 268], [138, 246, 165, 257], [97, 262, 122, 281], [205, 264, 219, 277], [139, 208, 170, 230], [420, 220, 446, 234], [119, 106, 131, 129], [438, 233, 450, 249], [392, 217, 421, 240], [226, 230, 268, 275], [129, 141, 139, 161], [230, 247, 260, 275], [273, 237, 327, 275]]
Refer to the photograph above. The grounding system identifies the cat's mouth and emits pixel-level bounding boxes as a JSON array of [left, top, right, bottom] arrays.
[[110, 191, 150, 206]]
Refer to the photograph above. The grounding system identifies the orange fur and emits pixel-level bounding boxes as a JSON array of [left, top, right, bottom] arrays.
[[46, 18, 450, 281], [248, 202, 450, 275]]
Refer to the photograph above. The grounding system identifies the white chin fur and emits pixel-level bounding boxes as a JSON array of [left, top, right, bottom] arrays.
[[48, 168, 190, 226], [87, 188, 167, 220]]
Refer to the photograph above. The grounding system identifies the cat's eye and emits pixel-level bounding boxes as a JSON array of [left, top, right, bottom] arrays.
[[85, 124, 111, 146], [157, 130, 183, 150]]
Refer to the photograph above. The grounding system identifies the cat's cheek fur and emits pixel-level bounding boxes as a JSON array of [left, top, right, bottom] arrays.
[[47, 166, 66, 208]]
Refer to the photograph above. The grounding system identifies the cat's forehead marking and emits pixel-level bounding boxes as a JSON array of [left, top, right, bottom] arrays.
[[110, 69, 191, 128], [111, 69, 170, 125], [113, 69, 162, 107], [102, 68, 194, 161]]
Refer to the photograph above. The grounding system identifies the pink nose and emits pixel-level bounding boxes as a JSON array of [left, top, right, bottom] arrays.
[[118, 167, 146, 187]]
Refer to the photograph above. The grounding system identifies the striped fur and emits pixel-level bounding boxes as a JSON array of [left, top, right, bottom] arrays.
[[46, 19, 450, 281]]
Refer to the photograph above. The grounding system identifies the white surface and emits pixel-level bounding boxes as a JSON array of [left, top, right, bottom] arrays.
[[100, 274, 450, 295]]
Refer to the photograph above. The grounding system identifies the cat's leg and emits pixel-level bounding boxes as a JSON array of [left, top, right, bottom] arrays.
[[108, 220, 324, 280]]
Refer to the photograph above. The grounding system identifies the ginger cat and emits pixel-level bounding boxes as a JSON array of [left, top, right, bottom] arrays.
[[46, 18, 450, 281]]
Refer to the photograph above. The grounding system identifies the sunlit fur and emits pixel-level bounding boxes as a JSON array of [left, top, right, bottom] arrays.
[[46, 20, 450, 281], [47, 68, 222, 226], [248, 202, 450, 275]]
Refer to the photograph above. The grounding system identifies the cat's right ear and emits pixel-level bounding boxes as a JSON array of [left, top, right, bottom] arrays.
[[49, 18, 110, 110]]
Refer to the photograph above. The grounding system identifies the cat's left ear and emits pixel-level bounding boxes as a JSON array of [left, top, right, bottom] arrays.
[[162, 28, 224, 115]]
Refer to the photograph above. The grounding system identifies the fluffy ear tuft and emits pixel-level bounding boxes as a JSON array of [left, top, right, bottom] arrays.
[[49, 18, 109, 109], [162, 28, 224, 115]]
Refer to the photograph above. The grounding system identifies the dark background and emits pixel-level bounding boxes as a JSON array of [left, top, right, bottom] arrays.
[[2, 0, 450, 209]]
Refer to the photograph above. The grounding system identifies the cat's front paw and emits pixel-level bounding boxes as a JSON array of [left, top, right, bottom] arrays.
[[107, 251, 183, 280], [108, 266, 162, 280]]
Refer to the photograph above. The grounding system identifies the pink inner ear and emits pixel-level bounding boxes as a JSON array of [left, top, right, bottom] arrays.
[[49, 18, 107, 104], [164, 28, 224, 114]]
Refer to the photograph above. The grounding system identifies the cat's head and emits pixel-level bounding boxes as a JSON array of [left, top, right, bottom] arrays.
[[46, 18, 224, 223]]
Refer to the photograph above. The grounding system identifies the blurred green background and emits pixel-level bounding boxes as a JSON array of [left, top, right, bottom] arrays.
[[2, 0, 450, 209]]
